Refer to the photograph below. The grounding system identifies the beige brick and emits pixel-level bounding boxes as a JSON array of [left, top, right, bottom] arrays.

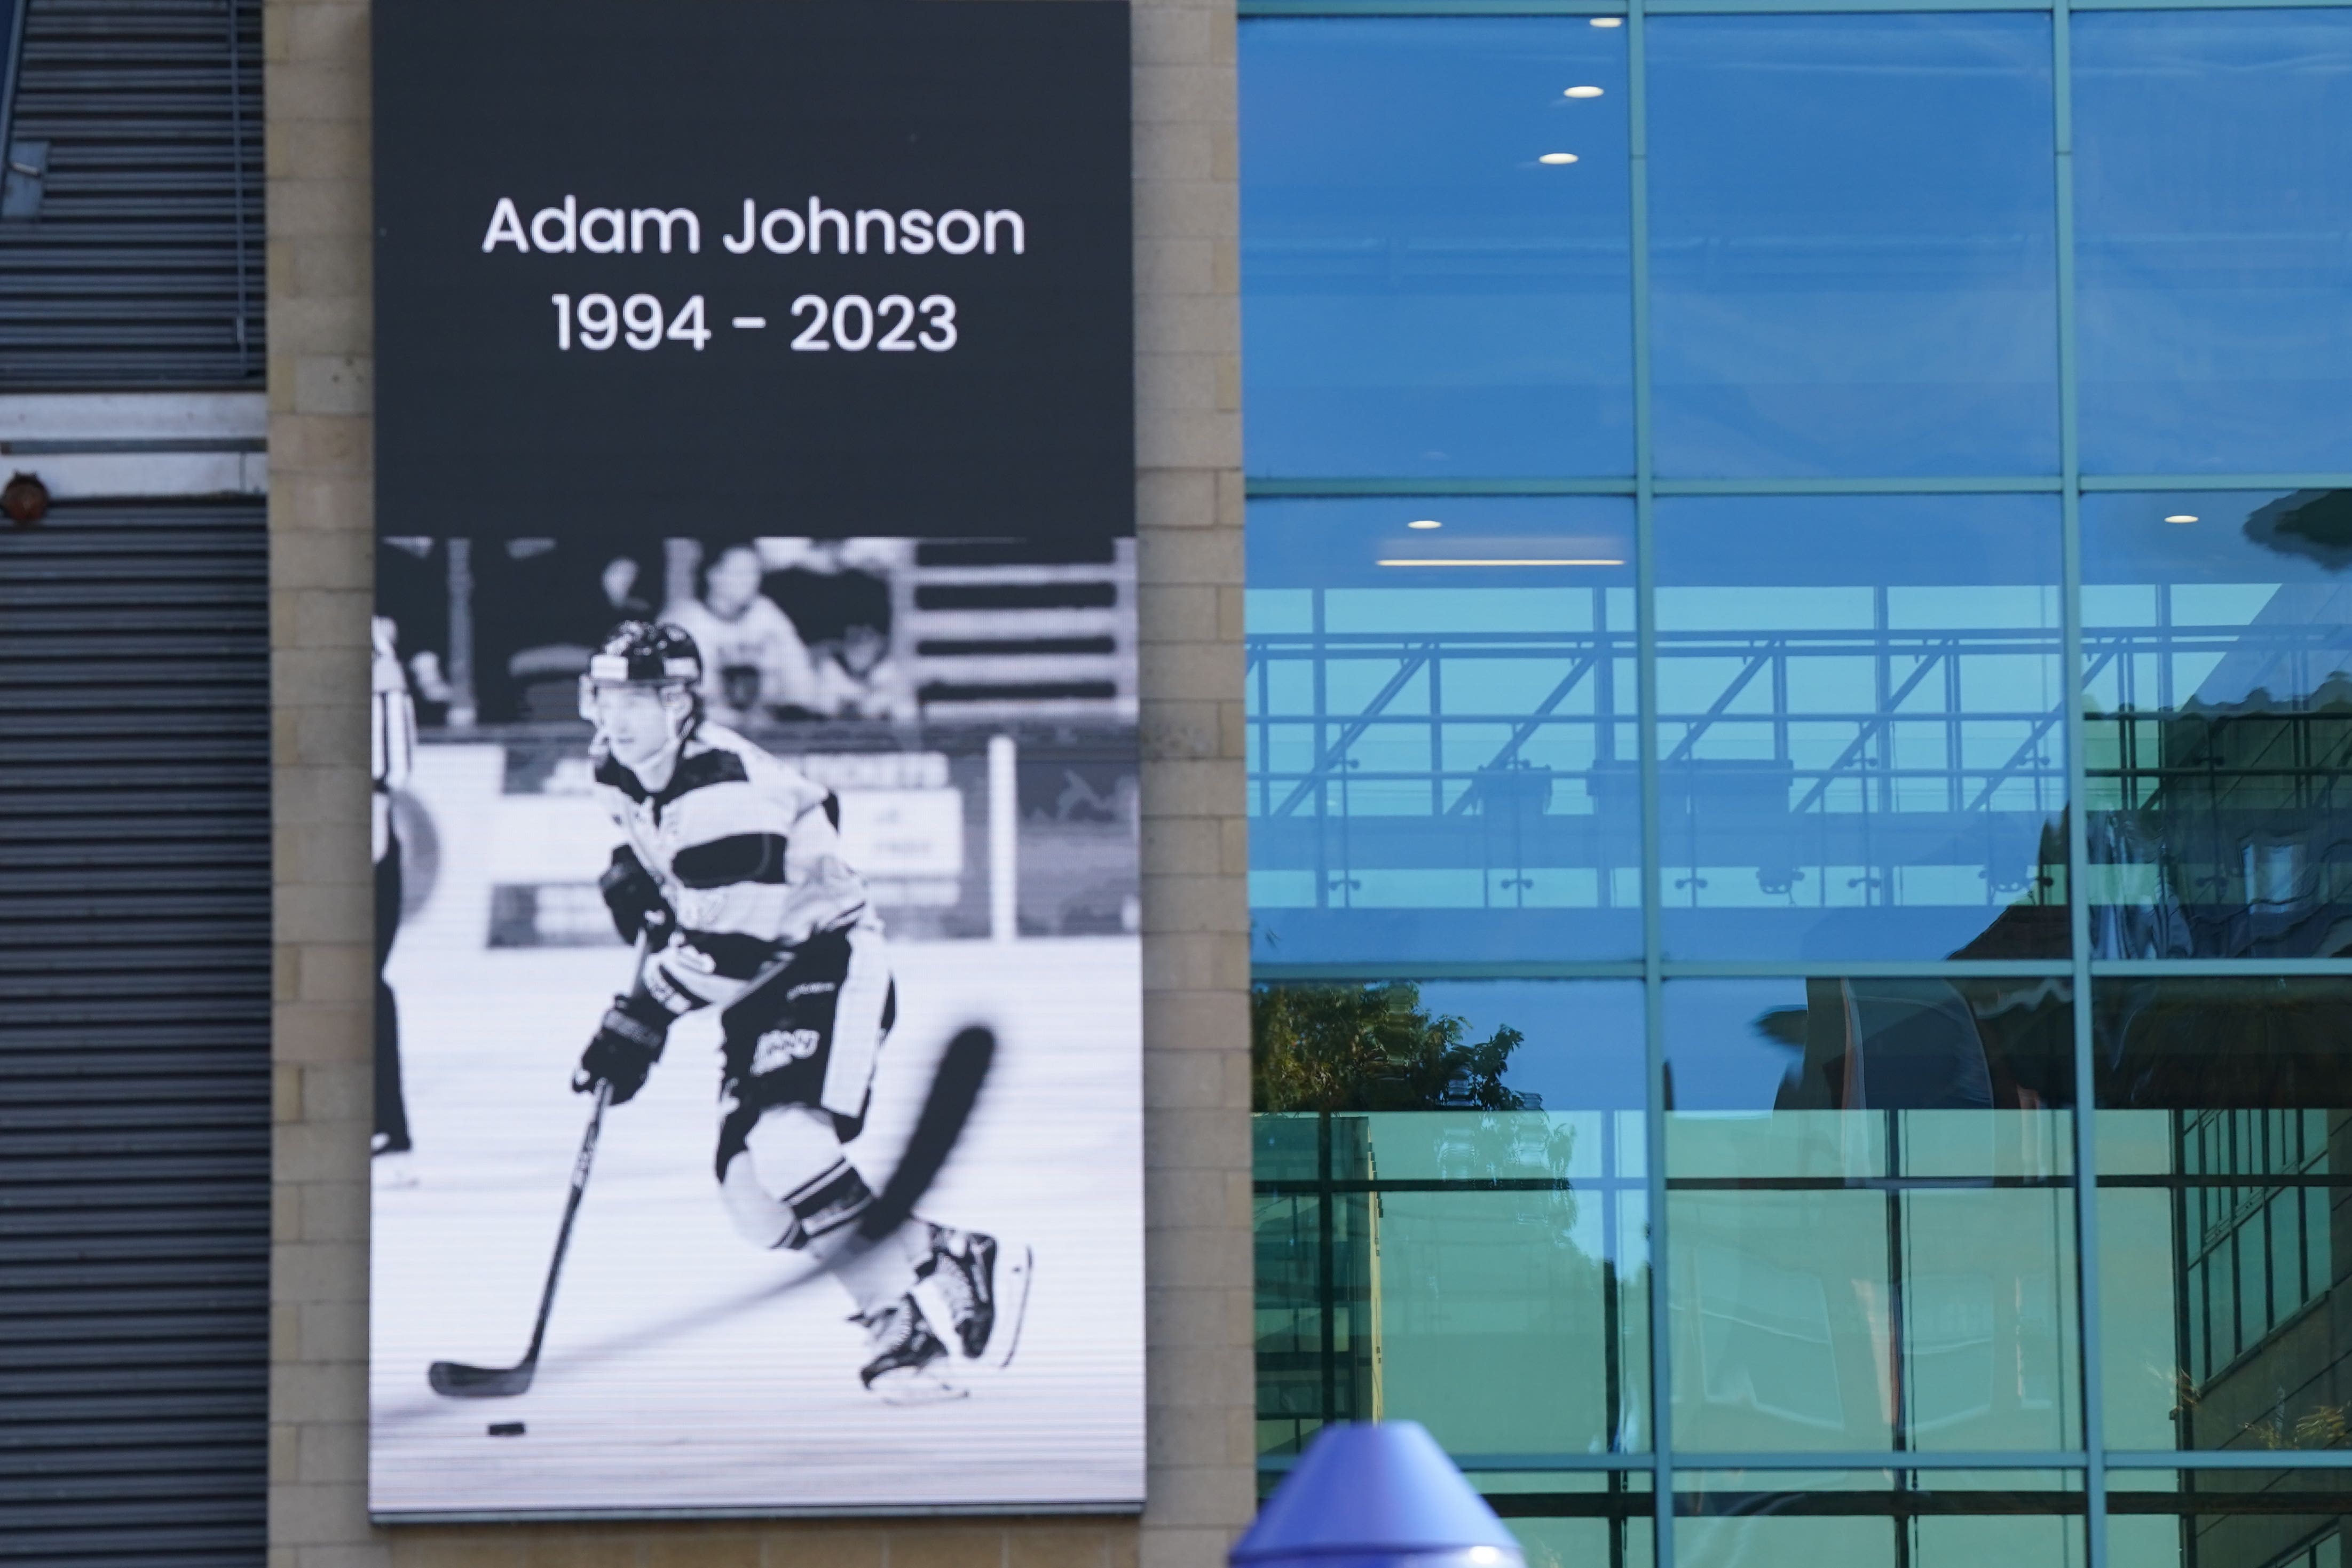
[[1136, 528, 1243, 588], [1139, 701, 1222, 762], [883, 1529, 1005, 1568], [1135, 469, 1219, 532], [272, 176, 373, 239], [1136, 759, 1245, 820], [1133, 67, 1236, 126], [271, 1479, 371, 1546], [522, 1535, 653, 1568], [1141, 989, 1247, 1054], [646, 1535, 763, 1568], [298, 1414, 370, 1483], [284, 3, 370, 68], [1137, 642, 1243, 706], [1004, 1530, 1112, 1568], [267, 65, 372, 126], [294, 354, 374, 415], [753, 1530, 887, 1568], [389, 1539, 526, 1568]]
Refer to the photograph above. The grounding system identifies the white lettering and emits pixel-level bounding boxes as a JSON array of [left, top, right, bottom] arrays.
[[761, 207, 806, 254], [721, 199, 756, 255], [482, 197, 528, 252], [936, 209, 980, 256], [854, 209, 896, 255], [983, 209, 1025, 255], [531, 195, 578, 254], [580, 207, 626, 254], [898, 209, 934, 256], [630, 207, 700, 254], [807, 197, 849, 255]]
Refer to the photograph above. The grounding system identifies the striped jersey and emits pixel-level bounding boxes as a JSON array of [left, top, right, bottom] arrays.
[[592, 723, 873, 1009]]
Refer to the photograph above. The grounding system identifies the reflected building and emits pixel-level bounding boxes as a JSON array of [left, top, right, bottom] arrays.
[[1242, 3, 2352, 1562]]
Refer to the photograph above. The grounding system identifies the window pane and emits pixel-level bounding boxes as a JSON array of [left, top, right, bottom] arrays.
[[2075, 12, 2352, 476], [1656, 496, 2067, 962], [1248, 498, 1640, 964], [2106, 1472, 2352, 1568], [2094, 980, 2352, 1454], [1516, 1509, 1656, 1568], [1241, 20, 1633, 478], [1675, 1474, 2086, 1568], [1664, 981, 2080, 1456], [1252, 981, 1649, 1463], [1648, 15, 2059, 478], [2083, 492, 2352, 959]]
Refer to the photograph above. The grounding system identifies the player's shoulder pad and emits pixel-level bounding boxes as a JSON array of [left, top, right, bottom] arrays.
[[704, 725, 833, 821]]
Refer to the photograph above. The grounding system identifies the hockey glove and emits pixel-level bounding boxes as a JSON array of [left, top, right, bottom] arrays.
[[573, 989, 672, 1105], [598, 845, 675, 945]]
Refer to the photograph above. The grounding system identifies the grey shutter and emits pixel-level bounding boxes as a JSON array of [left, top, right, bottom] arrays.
[[0, 498, 269, 1565], [0, 0, 264, 389]]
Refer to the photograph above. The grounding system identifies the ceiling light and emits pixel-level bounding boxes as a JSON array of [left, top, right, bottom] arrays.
[[2165, 513, 2199, 524], [1378, 557, 1624, 568], [1407, 519, 1442, 530], [1539, 153, 1580, 165], [1590, 15, 1623, 25], [1565, 85, 1605, 98]]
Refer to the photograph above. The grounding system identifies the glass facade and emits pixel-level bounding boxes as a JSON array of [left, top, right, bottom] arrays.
[[1241, 4, 2352, 1565]]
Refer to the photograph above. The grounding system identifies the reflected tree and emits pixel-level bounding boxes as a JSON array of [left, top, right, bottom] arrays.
[[1251, 981, 1532, 1113]]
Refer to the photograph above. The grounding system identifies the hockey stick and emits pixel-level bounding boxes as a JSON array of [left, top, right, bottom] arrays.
[[428, 1080, 611, 1399], [858, 1025, 994, 1240]]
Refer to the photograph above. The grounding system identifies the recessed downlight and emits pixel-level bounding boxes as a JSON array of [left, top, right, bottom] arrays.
[[1565, 85, 1605, 98], [1407, 519, 1443, 530], [1590, 15, 1624, 25], [2165, 513, 2199, 525], [1539, 152, 1580, 165]]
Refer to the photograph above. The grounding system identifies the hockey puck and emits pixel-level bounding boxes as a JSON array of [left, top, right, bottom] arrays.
[[487, 1422, 525, 1437]]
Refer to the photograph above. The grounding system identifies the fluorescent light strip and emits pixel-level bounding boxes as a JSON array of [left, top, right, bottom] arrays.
[[1377, 557, 1625, 567]]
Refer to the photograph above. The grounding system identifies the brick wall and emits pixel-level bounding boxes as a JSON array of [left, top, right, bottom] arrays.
[[262, 0, 1249, 1562]]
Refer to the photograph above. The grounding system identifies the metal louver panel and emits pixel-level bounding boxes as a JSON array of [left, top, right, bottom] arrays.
[[0, 0, 263, 389], [0, 498, 269, 1565]]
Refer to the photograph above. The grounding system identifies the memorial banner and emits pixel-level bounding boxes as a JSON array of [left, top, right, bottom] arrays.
[[367, 0, 1140, 1519]]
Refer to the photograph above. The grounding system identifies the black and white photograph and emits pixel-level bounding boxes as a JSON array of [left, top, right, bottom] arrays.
[[365, 531, 1143, 1516]]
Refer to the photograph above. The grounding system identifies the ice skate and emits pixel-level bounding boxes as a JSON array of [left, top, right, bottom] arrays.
[[916, 1225, 1032, 1371], [856, 1295, 966, 1405]]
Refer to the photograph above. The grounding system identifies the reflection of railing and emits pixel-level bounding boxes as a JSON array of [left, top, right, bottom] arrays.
[[1247, 624, 2067, 906], [1248, 626, 2068, 819]]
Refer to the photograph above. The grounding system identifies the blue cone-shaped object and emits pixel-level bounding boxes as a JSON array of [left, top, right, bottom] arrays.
[[1234, 1422, 1524, 1568]]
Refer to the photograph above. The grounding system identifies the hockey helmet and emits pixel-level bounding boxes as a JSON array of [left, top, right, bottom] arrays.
[[579, 620, 703, 726]]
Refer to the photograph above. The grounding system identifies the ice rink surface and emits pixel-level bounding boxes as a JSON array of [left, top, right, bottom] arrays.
[[368, 934, 1143, 1518]]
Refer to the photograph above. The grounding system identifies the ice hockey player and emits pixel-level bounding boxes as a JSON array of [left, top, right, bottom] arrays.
[[571, 620, 1030, 1403]]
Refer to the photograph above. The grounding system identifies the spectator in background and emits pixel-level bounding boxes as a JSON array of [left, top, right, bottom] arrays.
[[666, 541, 822, 724], [377, 537, 455, 725], [811, 620, 916, 720], [767, 537, 910, 720]]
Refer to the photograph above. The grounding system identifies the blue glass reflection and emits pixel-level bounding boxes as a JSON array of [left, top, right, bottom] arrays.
[[2076, 14, 2352, 476], [1648, 15, 2059, 478], [1665, 978, 2074, 1113], [1416, 979, 1647, 1112], [1655, 496, 2069, 962], [1248, 498, 1640, 964], [2083, 491, 2352, 959], [1240, 21, 1634, 479]]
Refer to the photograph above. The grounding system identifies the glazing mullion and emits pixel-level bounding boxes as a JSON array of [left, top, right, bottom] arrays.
[[1628, 0, 1673, 1553], [2055, 3, 2111, 1563]]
